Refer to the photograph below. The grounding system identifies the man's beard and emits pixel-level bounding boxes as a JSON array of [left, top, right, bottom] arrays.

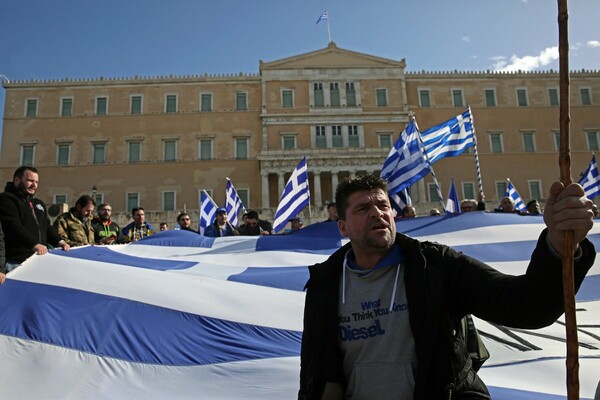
[[18, 181, 34, 196]]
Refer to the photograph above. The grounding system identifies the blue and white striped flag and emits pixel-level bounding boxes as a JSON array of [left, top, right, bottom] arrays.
[[225, 178, 245, 227], [578, 155, 600, 199], [381, 120, 430, 195], [316, 11, 328, 24], [445, 178, 461, 214], [1, 214, 599, 399], [273, 157, 310, 233], [504, 180, 526, 212], [421, 109, 475, 164], [389, 189, 411, 216], [199, 190, 218, 235]]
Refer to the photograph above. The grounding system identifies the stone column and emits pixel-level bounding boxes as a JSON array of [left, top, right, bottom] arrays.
[[331, 171, 339, 193], [277, 173, 285, 199], [261, 172, 270, 209], [313, 171, 322, 206]]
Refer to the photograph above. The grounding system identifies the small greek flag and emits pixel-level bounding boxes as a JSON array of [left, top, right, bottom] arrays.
[[578, 155, 600, 199], [273, 157, 310, 233], [316, 11, 328, 24], [199, 190, 218, 235], [225, 178, 245, 227], [505, 180, 526, 212]]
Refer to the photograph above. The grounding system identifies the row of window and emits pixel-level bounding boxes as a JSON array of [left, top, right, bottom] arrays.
[[425, 179, 544, 203], [55, 188, 250, 214], [418, 86, 594, 108], [24, 91, 250, 118]]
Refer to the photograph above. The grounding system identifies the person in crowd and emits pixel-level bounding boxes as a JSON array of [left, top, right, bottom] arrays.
[[91, 203, 125, 244], [204, 208, 240, 237], [159, 222, 169, 231], [177, 212, 198, 233], [476, 192, 486, 210], [460, 199, 478, 213], [122, 207, 155, 242], [0, 221, 5, 284], [525, 199, 542, 215], [429, 208, 441, 216], [299, 174, 595, 399], [53, 195, 96, 247], [0, 166, 70, 272], [239, 210, 274, 235], [497, 196, 516, 213], [289, 216, 304, 232], [401, 205, 416, 218], [324, 202, 339, 222]]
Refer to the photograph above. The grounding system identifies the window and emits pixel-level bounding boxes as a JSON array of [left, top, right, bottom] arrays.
[[462, 182, 475, 200], [126, 193, 139, 212], [164, 140, 177, 161], [516, 88, 528, 106], [553, 131, 560, 151], [20, 144, 35, 166], [419, 89, 431, 107], [348, 125, 359, 147], [92, 143, 106, 164], [330, 83, 340, 107], [580, 88, 592, 105], [332, 125, 343, 147], [314, 83, 324, 107], [96, 96, 108, 115], [282, 89, 293, 108], [316, 125, 327, 148], [490, 132, 504, 153], [428, 183, 442, 202], [496, 181, 508, 200], [379, 133, 392, 148], [235, 92, 247, 111], [163, 191, 176, 211], [282, 135, 296, 149], [165, 94, 177, 113], [54, 194, 68, 204], [235, 138, 248, 159], [548, 88, 559, 106], [93, 192, 104, 205], [60, 97, 73, 116], [346, 83, 356, 107], [522, 132, 536, 153], [484, 89, 496, 107], [375, 88, 388, 107], [25, 99, 38, 117], [130, 95, 142, 114], [200, 93, 212, 112], [528, 180, 542, 200], [452, 89, 464, 108], [587, 131, 600, 151], [237, 189, 249, 209], [128, 141, 141, 163], [57, 144, 70, 165], [199, 139, 212, 160]]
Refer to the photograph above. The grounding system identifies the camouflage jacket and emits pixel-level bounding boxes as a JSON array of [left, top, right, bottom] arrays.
[[53, 209, 95, 247]]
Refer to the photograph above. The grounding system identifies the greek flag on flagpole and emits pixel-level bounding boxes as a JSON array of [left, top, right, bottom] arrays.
[[273, 157, 310, 233], [578, 155, 600, 199], [504, 180, 526, 212], [421, 109, 475, 164], [381, 120, 430, 195], [199, 190, 218, 235], [445, 179, 461, 214], [225, 178, 245, 227], [316, 11, 328, 24]]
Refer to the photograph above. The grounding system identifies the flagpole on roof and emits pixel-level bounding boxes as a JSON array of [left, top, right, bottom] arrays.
[[326, 11, 332, 43], [557, 1, 578, 398]]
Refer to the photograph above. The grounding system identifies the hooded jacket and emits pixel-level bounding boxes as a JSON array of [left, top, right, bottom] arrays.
[[0, 182, 64, 263], [299, 230, 595, 399]]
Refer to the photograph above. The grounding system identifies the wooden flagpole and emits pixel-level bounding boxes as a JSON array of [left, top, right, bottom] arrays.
[[557, 1, 579, 398]]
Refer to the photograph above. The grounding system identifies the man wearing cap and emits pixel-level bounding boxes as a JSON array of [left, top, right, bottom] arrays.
[[204, 208, 239, 237]]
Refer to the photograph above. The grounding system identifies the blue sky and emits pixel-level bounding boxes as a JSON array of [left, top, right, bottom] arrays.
[[1, 0, 599, 140]]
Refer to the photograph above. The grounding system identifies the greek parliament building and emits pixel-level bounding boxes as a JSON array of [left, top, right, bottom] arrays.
[[1, 42, 599, 222]]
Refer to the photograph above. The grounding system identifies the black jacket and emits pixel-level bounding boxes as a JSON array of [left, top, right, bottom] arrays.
[[299, 230, 595, 399], [0, 221, 5, 273], [0, 182, 63, 263]]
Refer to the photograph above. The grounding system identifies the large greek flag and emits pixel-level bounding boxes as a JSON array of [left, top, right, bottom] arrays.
[[579, 155, 600, 200], [0, 213, 599, 399], [420, 108, 475, 164], [272, 157, 310, 233]]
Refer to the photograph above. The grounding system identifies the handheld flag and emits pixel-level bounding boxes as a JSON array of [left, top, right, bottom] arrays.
[[445, 179, 461, 214], [199, 190, 218, 235], [273, 157, 310, 233], [421, 108, 475, 164], [381, 120, 430, 195], [389, 189, 411, 216], [225, 178, 245, 227], [578, 155, 600, 199], [504, 180, 526, 212]]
